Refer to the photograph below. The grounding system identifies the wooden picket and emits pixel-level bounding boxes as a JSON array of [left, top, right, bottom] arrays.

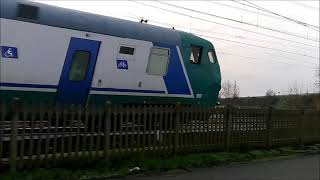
[[0, 102, 319, 171]]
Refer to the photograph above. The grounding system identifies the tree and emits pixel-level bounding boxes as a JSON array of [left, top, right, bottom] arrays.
[[232, 81, 240, 98], [276, 82, 304, 109], [219, 80, 240, 105], [265, 89, 276, 96], [287, 81, 302, 95], [315, 66, 320, 93], [264, 89, 277, 107], [219, 80, 232, 99], [314, 66, 320, 110]]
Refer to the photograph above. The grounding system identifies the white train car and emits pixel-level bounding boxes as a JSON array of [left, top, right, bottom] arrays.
[[0, 0, 221, 106]]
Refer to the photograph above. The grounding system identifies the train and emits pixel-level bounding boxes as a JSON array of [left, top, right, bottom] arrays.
[[0, 0, 221, 106]]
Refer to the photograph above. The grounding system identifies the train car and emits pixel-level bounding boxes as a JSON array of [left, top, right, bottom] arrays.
[[0, 0, 221, 106]]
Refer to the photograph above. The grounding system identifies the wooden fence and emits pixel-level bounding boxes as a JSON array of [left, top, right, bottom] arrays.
[[0, 102, 319, 171]]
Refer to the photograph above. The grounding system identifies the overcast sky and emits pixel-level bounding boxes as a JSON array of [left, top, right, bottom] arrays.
[[34, 0, 320, 97]]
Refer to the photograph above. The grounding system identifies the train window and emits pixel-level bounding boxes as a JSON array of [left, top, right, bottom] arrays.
[[190, 45, 202, 64], [146, 48, 170, 76], [17, 4, 39, 20], [68, 51, 91, 81], [119, 46, 135, 55], [208, 49, 218, 63]]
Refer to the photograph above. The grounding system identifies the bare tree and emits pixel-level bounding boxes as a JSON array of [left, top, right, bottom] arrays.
[[315, 66, 320, 110], [220, 80, 240, 99], [219, 80, 240, 105], [220, 80, 232, 99], [232, 81, 240, 98], [264, 89, 277, 107], [276, 81, 304, 109], [265, 89, 276, 96], [288, 81, 302, 95], [315, 66, 320, 93]]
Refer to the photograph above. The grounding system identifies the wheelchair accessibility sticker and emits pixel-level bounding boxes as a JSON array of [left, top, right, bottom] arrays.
[[1, 46, 18, 59]]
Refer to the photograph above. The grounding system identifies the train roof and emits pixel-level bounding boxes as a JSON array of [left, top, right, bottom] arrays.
[[1, 0, 181, 45]]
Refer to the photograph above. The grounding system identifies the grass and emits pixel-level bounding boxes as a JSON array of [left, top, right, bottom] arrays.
[[0, 144, 319, 180]]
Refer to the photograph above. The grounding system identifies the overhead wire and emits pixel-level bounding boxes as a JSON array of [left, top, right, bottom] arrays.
[[123, 13, 318, 58], [196, 34, 318, 59], [131, 1, 320, 67], [208, 1, 279, 20], [232, 0, 319, 30], [155, 1, 320, 40], [209, 1, 319, 31], [241, 0, 319, 30], [131, 1, 319, 48], [218, 51, 316, 69], [148, 18, 317, 52], [214, 41, 317, 66], [122, 14, 318, 68], [193, 32, 318, 66], [128, 1, 320, 89], [146, 16, 318, 54], [289, 1, 320, 12], [234, 0, 319, 84]]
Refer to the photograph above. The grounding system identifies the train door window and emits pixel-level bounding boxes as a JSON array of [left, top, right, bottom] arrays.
[[208, 49, 218, 63], [17, 4, 39, 20], [190, 45, 202, 64], [68, 51, 91, 81], [146, 47, 170, 76]]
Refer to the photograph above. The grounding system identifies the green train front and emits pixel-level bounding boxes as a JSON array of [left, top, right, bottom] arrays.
[[0, 0, 221, 106], [178, 32, 221, 105]]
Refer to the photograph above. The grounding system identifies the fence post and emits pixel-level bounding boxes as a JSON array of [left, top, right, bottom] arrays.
[[104, 104, 111, 159], [10, 99, 20, 174], [266, 106, 273, 149], [174, 104, 181, 156], [225, 105, 232, 152], [298, 109, 305, 147]]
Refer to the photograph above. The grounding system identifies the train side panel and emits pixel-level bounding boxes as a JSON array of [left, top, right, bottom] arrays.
[[0, 18, 196, 104]]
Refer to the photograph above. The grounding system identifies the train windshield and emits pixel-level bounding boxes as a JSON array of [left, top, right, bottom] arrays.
[[208, 49, 218, 64]]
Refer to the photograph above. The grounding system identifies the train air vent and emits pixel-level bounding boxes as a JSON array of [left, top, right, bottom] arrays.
[[17, 4, 39, 20]]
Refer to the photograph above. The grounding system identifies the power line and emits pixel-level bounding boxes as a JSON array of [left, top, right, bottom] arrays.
[[132, 1, 319, 48], [288, 2, 320, 12], [210, 1, 319, 31], [147, 17, 318, 54], [196, 34, 319, 59], [241, 0, 319, 30], [208, 1, 280, 20], [124, 14, 318, 70], [180, 22, 317, 51], [219, 51, 316, 69], [214, 40, 317, 66], [124, 15, 318, 66], [155, 1, 319, 40], [231, 0, 319, 31]]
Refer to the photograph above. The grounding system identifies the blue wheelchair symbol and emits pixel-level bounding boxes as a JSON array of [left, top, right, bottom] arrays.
[[1, 46, 18, 59], [117, 60, 128, 70]]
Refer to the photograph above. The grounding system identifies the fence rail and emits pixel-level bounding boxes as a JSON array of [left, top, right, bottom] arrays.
[[0, 102, 319, 170]]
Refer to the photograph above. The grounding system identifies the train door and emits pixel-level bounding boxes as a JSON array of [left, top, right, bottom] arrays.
[[56, 37, 101, 106]]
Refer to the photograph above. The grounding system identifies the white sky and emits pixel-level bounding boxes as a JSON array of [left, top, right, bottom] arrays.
[[34, 0, 320, 97]]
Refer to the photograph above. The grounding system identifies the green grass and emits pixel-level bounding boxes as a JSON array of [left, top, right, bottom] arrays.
[[0, 144, 319, 180]]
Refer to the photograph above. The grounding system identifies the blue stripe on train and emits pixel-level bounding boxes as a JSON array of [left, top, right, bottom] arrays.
[[91, 87, 165, 94], [0, 82, 57, 89], [0, 83, 165, 94], [153, 43, 191, 95]]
